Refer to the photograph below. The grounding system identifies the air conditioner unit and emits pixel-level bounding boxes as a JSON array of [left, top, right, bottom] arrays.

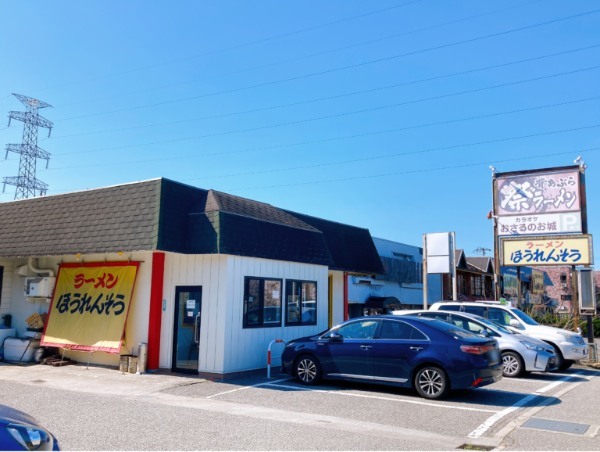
[[24, 277, 56, 298]]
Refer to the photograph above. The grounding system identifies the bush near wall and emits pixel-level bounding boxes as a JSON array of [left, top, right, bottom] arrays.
[[524, 307, 599, 337], [579, 317, 600, 338]]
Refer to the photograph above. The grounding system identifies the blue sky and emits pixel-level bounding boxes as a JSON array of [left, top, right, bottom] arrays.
[[1, 1, 599, 260]]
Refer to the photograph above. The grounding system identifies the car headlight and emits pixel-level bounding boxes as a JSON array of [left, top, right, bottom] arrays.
[[558, 331, 585, 345], [7, 423, 55, 451], [520, 341, 547, 352]]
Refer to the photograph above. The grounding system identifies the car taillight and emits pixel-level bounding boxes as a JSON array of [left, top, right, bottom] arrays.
[[460, 344, 495, 355]]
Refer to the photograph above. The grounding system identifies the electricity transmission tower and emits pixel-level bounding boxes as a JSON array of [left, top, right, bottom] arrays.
[[3, 93, 53, 199]]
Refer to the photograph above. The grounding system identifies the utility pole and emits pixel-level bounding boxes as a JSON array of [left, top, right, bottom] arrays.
[[3, 93, 53, 199], [474, 246, 491, 256]]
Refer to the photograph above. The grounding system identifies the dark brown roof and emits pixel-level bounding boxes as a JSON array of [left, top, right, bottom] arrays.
[[205, 190, 319, 232], [0, 178, 383, 273], [0, 180, 161, 258], [283, 210, 384, 274], [466, 257, 494, 273]]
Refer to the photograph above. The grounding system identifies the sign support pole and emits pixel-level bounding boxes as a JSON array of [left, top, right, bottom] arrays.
[[422, 234, 428, 309]]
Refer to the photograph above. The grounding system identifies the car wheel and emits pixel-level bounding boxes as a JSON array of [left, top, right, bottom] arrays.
[[502, 351, 525, 378], [559, 359, 574, 371], [414, 366, 449, 400], [295, 355, 322, 385], [549, 344, 565, 371]]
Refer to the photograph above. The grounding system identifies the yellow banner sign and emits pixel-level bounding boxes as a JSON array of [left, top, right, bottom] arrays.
[[41, 262, 139, 353], [501, 235, 593, 266]]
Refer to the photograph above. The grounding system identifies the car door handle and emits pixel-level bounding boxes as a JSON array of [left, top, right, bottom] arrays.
[[360, 345, 372, 350], [410, 346, 423, 351]]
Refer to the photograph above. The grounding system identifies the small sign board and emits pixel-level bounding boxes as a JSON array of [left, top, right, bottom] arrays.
[[425, 232, 452, 274], [577, 268, 597, 314], [500, 234, 593, 266], [497, 212, 582, 236]]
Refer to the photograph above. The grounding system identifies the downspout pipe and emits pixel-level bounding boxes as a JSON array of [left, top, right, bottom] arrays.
[[28, 257, 55, 277]]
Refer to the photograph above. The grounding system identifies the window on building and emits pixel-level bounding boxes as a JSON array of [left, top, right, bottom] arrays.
[[243, 277, 282, 328], [471, 276, 483, 296], [458, 274, 466, 296], [285, 280, 317, 326]]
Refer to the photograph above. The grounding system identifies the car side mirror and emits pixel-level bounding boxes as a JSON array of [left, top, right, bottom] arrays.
[[509, 319, 523, 329], [324, 331, 343, 342]]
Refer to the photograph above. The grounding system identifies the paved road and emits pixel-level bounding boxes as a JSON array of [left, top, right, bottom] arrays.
[[1, 362, 599, 450]]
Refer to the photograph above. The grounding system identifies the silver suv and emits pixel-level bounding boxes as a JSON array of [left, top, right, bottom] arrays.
[[429, 301, 588, 370]]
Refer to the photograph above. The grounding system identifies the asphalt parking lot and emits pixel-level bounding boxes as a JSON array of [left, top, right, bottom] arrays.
[[1, 362, 599, 450], [159, 366, 600, 448]]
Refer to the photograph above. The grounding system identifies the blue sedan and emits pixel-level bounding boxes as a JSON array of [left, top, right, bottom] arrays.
[[281, 315, 503, 399], [0, 405, 60, 451]]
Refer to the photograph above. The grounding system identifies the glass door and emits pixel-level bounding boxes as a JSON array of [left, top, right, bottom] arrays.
[[172, 286, 202, 373]]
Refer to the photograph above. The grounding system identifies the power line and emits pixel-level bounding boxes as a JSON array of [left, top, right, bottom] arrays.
[[53, 7, 600, 123], [223, 146, 600, 192], [58, 0, 542, 109], [44, 95, 600, 172], [46, 123, 600, 193], [47, 42, 600, 140], [49, 64, 600, 158], [31, 1, 425, 96]]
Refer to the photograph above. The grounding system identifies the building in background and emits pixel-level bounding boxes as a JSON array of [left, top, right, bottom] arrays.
[[0, 178, 383, 376], [347, 237, 442, 317], [441, 250, 494, 301], [538, 266, 599, 313]]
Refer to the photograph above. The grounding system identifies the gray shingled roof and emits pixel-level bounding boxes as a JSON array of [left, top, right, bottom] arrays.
[[205, 190, 319, 232], [0, 180, 161, 258], [0, 178, 383, 274]]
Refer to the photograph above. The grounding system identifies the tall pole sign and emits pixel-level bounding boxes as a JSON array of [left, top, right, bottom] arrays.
[[491, 161, 594, 341]]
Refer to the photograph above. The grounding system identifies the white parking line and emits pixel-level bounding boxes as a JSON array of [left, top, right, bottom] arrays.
[[265, 382, 497, 413], [206, 378, 291, 399], [468, 371, 584, 438]]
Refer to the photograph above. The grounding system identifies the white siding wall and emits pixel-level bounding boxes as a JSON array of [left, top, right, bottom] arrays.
[[0, 260, 15, 322], [161, 253, 329, 374], [3, 251, 330, 374]]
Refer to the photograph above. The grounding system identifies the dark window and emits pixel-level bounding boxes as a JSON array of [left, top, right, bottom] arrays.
[[335, 319, 379, 339], [448, 315, 487, 335], [285, 280, 317, 326], [379, 320, 427, 340], [472, 276, 483, 296], [437, 304, 461, 312], [487, 307, 513, 326], [377, 257, 422, 284], [243, 277, 282, 328], [464, 305, 485, 317], [0, 266, 3, 307], [419, 312, 450, 322]]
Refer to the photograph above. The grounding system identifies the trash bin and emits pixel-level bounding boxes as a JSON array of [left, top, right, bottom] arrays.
[[128, 356, 138, 374], [119, 355, 131, 373], [138, 342, 148, 374]]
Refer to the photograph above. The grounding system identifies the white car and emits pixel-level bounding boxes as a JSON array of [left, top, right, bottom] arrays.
[[428, 301, 588, 370], [393, 310, 557, 377]]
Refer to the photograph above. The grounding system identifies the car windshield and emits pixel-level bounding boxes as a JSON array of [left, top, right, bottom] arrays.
[[510, 308, 539, 325]]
